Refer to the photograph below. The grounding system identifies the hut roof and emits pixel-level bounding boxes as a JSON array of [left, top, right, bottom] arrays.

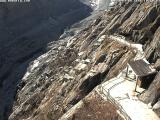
[[129, 59, 156, 77]]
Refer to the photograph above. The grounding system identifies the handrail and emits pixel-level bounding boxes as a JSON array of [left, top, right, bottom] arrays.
[[99, 85, 132, 120]]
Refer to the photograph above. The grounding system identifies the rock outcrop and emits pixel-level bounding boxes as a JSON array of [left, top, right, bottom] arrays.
[[106, 2, 160, 62]]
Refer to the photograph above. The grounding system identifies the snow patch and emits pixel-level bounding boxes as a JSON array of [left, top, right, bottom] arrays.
[[30, 60, 40, 71], [22, 72, 30, 80], [97, 35, 106, 42]]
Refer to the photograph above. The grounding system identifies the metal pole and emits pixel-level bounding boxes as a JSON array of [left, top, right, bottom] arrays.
[[134, 75, 138, 92], [126, 65, 129, 77]]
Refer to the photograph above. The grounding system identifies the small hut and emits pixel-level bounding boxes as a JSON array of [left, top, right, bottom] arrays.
[[126, 59, 157, 91]]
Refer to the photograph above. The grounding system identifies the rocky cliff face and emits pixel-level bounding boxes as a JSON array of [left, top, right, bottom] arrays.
[[9, 14, 136, 119], [1, 1, 160, 120], [107, 2, 160, 63], [0, 0, 92, 119]]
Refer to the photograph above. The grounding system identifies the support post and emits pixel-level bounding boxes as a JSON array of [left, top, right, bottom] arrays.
[[126, 65, 129, 77], [134, 75, 138, 92]]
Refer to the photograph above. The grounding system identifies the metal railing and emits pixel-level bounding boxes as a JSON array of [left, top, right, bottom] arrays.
[[99, 85, 132, 120]]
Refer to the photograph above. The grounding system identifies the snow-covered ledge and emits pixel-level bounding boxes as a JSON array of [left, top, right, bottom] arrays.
[[96, 68, 160, 120]]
